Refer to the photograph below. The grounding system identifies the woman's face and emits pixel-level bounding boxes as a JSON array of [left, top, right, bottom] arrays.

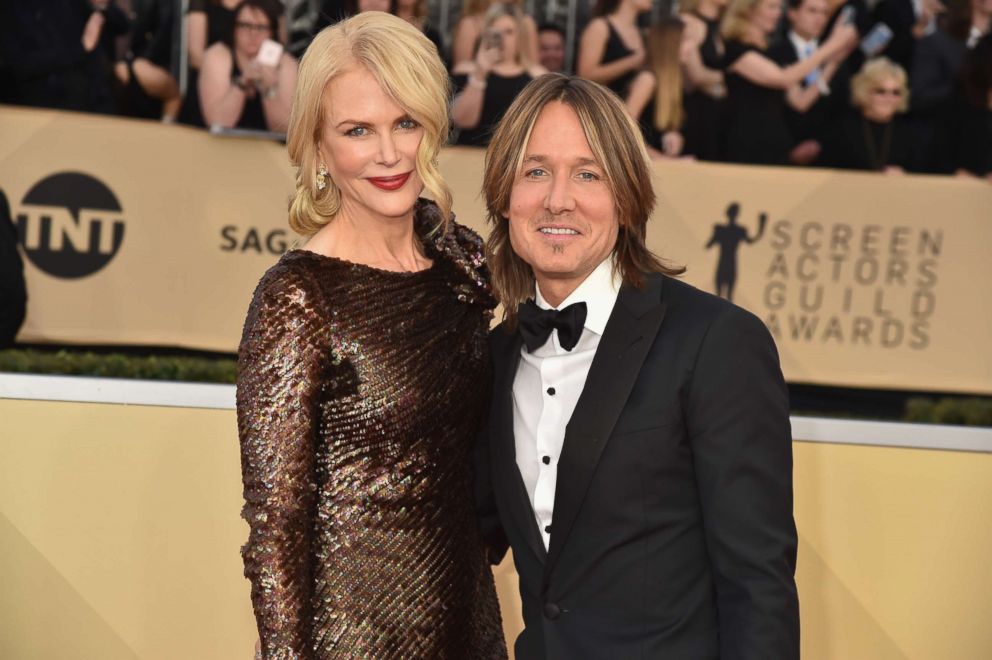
[[864, 75, 903, 122], [395, 0, 417, 13], [317, 65, 425, 223], [752, 0, 783, 34], [632, 0, 654, 13], [489, 15, 520, 63], [358, 0, 391, 12], [233, 6, 272, 59]]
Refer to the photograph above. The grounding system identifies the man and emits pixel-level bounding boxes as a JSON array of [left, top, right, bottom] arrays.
[[537, 23, 567, 73], [769, 0, 847, 164], [476, 74, 799, 659]]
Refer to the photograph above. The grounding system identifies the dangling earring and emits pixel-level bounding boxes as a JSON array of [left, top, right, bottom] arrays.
[[316, 163, 329, 191]]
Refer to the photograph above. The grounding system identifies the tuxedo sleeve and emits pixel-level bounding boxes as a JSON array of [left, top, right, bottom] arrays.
[[473, 340, 509, 565], [686, 305, 800, 660]]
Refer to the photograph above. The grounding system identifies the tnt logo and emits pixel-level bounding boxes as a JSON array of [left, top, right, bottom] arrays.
[[15, 172, 125, 279]]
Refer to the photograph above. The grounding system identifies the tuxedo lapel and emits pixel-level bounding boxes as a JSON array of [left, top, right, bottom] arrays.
[[544, 275, 667, 575], [491, 328, 548, 563]]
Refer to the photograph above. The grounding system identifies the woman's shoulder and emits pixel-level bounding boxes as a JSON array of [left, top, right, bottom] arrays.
[[202, 40, 232, 66], [722, 38, 755, 65], [247, 251, 331, 316], [582, 16, 609, 38], [416, 199, 495, 308]]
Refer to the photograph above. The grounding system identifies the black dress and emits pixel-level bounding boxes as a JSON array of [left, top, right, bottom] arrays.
[[818, 111, 915, 171], [947, 95, 992, 177], [178, 0, 238, 127], [682, 13, 725, 160], [453, 71, 533, 147], [599, 18, 639, 100], [722, 39, 792, 165]]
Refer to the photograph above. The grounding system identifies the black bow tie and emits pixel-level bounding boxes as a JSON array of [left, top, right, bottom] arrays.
[[518, 299, 588, 352]]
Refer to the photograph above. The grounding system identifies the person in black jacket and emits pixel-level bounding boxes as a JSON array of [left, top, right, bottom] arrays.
[[769, 0, 851, 164], [0, 190, 27, 348], [478, 74, 799, 660]]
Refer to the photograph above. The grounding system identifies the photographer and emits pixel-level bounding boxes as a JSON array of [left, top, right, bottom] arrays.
[[451, 3, 546, 147]]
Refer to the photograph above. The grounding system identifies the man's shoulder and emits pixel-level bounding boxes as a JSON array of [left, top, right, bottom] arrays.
[[656, 273, 765, 333], [766, 37, 798, 65]]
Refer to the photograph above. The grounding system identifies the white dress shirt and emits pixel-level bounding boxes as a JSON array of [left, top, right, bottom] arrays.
[[512, 258, 621, 550]]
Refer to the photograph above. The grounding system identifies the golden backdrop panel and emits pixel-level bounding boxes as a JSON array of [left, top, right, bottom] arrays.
[[650, 161, 992, 394], [3, 398, 991, 658], [3, 109, 991, 393]]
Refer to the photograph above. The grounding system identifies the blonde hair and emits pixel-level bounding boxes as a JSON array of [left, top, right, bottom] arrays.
[[483, 74, 684, 327], [850, 57, 910, 113], [483, 3, 532, 67], [649, 18, 685, 132], [286, 12, 451, 236], [720, 0, 763, 43]]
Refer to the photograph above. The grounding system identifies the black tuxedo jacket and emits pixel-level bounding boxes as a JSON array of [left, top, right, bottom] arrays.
[[476, 273, 799, 659]]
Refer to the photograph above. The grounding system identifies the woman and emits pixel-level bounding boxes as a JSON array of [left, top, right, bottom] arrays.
[[646, 17, 688, 157], [679, 0, 728, 159], [452, 0, 538, 68], [577, 0, 656, 121], [198, 0, 297, 131], [237, 12, 506, 657], [451, 3, 547, 146], [720, 0, 856, 164], [819, 57, 916, 171]]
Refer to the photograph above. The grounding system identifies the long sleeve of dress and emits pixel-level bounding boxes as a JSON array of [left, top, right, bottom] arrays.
[[237, 265, 323, 658]]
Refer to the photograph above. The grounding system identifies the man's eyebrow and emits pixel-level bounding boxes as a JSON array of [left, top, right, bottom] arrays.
[[522, 154, 601, 167]]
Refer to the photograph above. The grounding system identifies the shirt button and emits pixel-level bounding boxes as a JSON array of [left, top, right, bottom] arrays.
[[544, 524, 552, 533], [546, 386, 556, 396], [544, 602, 561, 619], [542, 455, 551, 465]]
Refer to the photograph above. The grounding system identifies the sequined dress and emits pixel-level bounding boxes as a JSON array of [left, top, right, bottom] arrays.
[[237, 200, 506, 659]]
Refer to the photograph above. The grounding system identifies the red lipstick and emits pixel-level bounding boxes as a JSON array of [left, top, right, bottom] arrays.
[[368, 172, 411, 191]]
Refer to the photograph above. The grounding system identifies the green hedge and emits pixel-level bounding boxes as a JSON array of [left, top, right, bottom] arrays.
[[2, 349, 990, 427], [904, 397, 992, 427], [0, 349, 236, 384]]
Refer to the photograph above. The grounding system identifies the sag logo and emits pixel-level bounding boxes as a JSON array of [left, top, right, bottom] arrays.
[[704, 202, 767, 302], [14, 172, 125, 279]]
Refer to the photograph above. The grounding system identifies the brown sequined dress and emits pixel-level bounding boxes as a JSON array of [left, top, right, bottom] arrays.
[[236, 200, 506, 659]]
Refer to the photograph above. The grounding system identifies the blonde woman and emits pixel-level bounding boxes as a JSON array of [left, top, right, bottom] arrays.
[[452, 0, 538, 67], [720, 0, 856, 164], [236, 12, 506, 658], [820, 57, 915, 171], [451, 3, 547, 146]]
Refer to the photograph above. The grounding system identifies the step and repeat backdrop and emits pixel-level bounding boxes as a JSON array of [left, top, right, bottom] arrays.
[[2, 106, 991, 393]]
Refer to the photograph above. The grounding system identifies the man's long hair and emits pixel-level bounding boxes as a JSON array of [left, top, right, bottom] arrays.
[[483, 74, 684, 329]]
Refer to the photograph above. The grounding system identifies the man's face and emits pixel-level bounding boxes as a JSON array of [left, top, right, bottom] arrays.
[[506, 101, 619, 299], [538, 29, 566, 72], [789, 0, 830, 40]]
